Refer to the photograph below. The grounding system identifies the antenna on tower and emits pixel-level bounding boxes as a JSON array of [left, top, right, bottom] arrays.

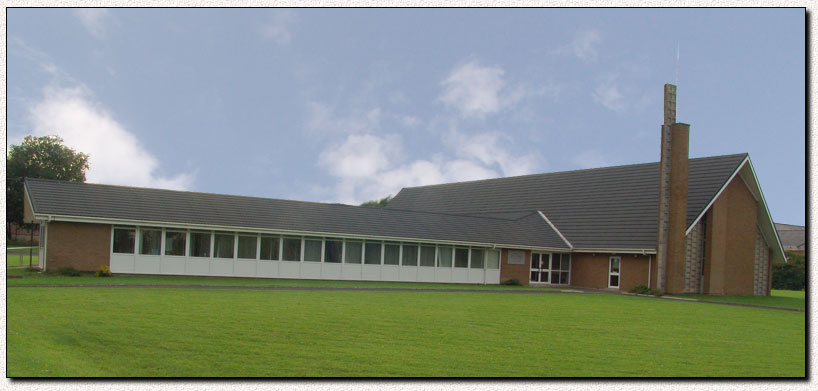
[[675, 43, 680, 86]]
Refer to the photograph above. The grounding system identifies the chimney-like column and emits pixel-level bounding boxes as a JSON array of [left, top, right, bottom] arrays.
[[656, 84, 689, 294]]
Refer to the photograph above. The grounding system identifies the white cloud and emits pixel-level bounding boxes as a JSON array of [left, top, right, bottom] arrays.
[[439, 61, 507, 119], [28, 86, 194, 190], [74, 9, 109, 38], [570, 30, 602, 62], [317, 129, 539, 205], [572, 150, 611, 169], [260, 10, 294, 45], [592, 83, 626, 112], [306, 101, 381, 135]]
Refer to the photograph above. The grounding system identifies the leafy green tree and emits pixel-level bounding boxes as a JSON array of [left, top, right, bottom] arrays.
[[360, 195, 392, 208], [771, 251, 806, 291], [6, 135, 90, 236]]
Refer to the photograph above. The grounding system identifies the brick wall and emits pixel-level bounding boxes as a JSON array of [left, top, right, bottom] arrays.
[[500, 248, 531, 285], [46, 222, 112, 272], [683, 220, 704, 293], [754, 228, 771, 296]]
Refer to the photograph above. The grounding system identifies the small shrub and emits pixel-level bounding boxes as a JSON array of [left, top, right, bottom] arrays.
[[500, 279, 521, 286], [629, 285, 663, 296], [57, 266, 82, 277], [95, 265, 112, 277]]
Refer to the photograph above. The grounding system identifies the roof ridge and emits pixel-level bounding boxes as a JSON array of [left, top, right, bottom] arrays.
[[395, 153, 749, 192]]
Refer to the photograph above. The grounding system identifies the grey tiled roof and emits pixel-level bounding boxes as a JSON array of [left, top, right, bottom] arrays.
[[24, 178, 569, 249], [386, 154, 748, 249], [774, 223, 806, 251]]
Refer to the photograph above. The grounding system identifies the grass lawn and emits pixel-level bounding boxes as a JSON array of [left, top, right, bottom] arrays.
[[6, 286, 805, 377], [670, 290, 806, 311], [5, 267, 556, 291], [7, 254, 39, 267]]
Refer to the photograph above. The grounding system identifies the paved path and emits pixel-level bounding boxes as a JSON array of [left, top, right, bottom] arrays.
[[8, 283, 803, 312]]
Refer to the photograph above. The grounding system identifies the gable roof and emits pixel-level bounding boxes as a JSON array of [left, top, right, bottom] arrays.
[[23, 178, 569, 250], [386, 153, 748, 250]]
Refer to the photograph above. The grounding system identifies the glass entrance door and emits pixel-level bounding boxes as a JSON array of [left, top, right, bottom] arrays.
[[608, 256, 620, 288], [530, 253, 550, 283]]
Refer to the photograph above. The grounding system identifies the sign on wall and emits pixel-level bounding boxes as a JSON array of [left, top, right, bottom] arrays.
[[508, 250, 525, 265]]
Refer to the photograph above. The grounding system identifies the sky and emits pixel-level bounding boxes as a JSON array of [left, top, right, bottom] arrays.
[[5, 8, 806, 225]]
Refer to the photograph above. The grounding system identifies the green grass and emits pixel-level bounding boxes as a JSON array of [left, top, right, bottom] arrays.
[[670, 290, 806, 311], [6, 287, 805, 377], [7, 253, 39, 267], [5, 267, 552, 291]]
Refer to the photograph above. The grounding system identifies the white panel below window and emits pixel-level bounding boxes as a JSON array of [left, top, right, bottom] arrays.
[[322, 263, 342, 280], [380, 265, 400, 281], [342, 264, 362, 280], [417, 266, 436, 282], [234, 260, 257, 277], [400, 267, 417, 282], [110, 254, 135, 273], [257, 261, 278, 278], [185, 258, 210, 276], [279, 262, 300, 279], [435, 268, 452, 283], [162, 257, 186, 275], [134, 256, 161, 274], [301, 262, 322, 279], [362, 265, 381, 281], [485, 270, 501, 284], [210, 259, 233, 277]]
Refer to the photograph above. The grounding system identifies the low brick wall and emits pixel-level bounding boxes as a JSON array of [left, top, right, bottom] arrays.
[[46, 222, 112, 272], [500, 248, 531, 285]]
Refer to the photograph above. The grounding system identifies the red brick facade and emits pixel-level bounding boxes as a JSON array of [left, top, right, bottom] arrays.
[[45, 222, 111, 272]]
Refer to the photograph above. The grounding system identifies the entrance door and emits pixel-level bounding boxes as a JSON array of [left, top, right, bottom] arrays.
[[608, 256, 620, 288], [530, 253, 550, 283]]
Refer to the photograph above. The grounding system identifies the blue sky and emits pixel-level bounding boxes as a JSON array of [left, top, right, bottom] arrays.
[[6, 8, 805, 225]]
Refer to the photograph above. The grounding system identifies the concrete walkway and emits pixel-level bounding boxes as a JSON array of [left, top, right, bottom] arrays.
[[8, 283, 803, 312]]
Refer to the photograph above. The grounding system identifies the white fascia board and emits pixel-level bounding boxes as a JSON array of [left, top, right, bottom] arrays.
[[537, 211, 573, 249], [33, 213, 568, 253], [572, 248, 657, 255], [685, 155, 749, 236], [745, 157, 787, 264]]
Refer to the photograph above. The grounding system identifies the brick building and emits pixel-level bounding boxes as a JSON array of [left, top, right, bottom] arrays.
[[22, 85, 785, 295]]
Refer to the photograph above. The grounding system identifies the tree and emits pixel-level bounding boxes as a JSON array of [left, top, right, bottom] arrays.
[[360, 195, 392, 208], [6, 135, 90, 236], [771, 251, 806, 291]]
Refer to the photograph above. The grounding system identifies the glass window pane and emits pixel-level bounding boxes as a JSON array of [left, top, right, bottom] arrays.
[[552, 254, 561, 270], [420, 246, 436, 267], [364, 241, 382, 265], [611, 258, 620, 273], [486, 250, 500, 269], [282, 237, 301, 261], [470, 249, 484, 269], [560, 271, 569, 284], [541, 271, 550, 283], [437, 247, 453, 267], [113, 228, 135, 254], [384, 243, 400, 265], [530, 271, 539, 282], [610, 275, 619, 287], [139, 228, 161, 255], [214, 233, 235, 259], [344, 241, 362, 264], [260, 236, 279, 260], [237, 236, 257, 259], [562, 256, 571, 271], [304, 238, 322, 262], [402, 244, 418, 266], [164, 231, 186, 256], [325, 239, 343, 263], [551, 271, 560, 284], [531, 253, 540, 269], [190, 232, 211, 257], [454, 248, 469, 268]]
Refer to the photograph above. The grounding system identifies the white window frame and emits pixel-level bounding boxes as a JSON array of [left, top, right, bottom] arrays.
[[530, 252, 550, 284], [609, 256, 621, 289], [111, 226, 136, 254]]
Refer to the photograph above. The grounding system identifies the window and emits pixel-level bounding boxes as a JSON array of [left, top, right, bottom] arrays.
[[470, 248, 484, 269], [530, 253, 550, 283], [383, 242, 400, 265], [324, 238, 343, 263], [113, 228, 135, 254], [282, 237, 302, 262], [190, 232, 212, 257], [437, 246, 453, 267], [165, 231, 186, 256], [214, 232, 235, 259], [260, 236, 280, 260], [609, 256, 621, 288], [364, 241, 382, 265], [486, 249, 500, 270], [420, 245, 436, 267], [237, 235, 257, 259], [139, 228, 161, 255], [552, 253, 570, 284], [344, 241, 362, 264], [402, 243, 418, 266], [454, 248, 469, 268], [304, 237, 322, 262]]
